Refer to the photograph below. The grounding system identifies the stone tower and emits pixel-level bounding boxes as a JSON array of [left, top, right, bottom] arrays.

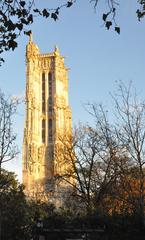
[[22, 35, 72, 203]]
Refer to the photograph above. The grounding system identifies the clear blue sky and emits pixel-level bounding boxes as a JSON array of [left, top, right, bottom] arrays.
[[0, 1, 145, 180]]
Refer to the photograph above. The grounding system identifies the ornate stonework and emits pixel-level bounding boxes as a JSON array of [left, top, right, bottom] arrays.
[[22, 35, 72, 204]]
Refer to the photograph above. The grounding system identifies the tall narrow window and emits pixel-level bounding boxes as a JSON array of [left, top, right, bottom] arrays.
[[48, 118, 52, 142], [42, 73, 45, 113], [48, 72, 52, 84], [48, 72, 52, 106], [42, 119, 45, 143]]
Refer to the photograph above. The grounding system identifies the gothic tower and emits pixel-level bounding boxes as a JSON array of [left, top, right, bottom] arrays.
[[22, 35, 72, 203]]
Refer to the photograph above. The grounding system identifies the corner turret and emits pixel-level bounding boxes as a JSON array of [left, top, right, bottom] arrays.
[[26, 32, 40, 61]]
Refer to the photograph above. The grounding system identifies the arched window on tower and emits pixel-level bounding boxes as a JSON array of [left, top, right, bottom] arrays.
[[48, 72, 52, 112], [48, 118, 52, 142], [42, 119, 45, 143], [48, 72, 52, 85], [42, 72, 45, 113]]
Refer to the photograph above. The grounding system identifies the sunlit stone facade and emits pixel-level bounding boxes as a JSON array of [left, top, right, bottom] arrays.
[[22, 35, 72, 203]]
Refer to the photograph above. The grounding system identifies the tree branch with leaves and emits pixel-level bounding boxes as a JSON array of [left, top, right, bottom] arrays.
[[0, 0, 145, 64]]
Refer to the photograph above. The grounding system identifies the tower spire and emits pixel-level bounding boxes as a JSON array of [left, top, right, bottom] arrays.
[[29, 31, 33, 43], [54, 45, 60, 56]]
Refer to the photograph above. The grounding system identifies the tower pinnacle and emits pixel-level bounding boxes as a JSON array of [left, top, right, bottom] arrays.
[[54, 45, 60, 56], [29, 32, 33, 43]]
